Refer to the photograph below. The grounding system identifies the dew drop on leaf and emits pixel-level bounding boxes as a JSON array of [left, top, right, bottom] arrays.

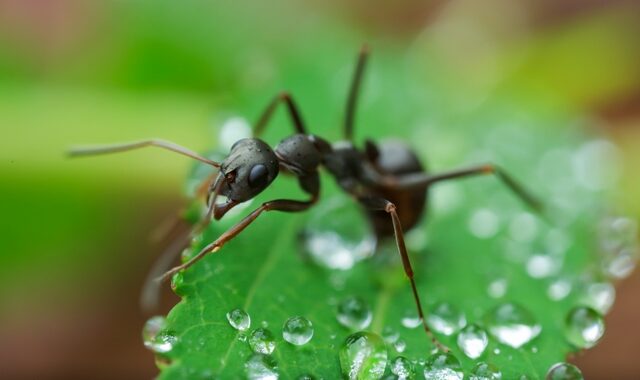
[[564, 306, 605, 349], [226, 308, 251, 331], [337, 296, 373, 330], [245, 353, 278, 380], [545, 362, 584, 380], [249, 328, 276, 355], [547, 278, 572, 301], [426, 302, 467, 336], [484, 303, 541, 348], [457, 324, 489, 359], [581, 282, 615, 314], [142, 316, 177, 354], [423, 352, 463, 380], [282, 316, 314, 346], [394, 339, 406, 353], [470, 362, 502, 380], [468, 208, 500, 239], [339, 332, 388, 380], [390, 356, 415, 379]]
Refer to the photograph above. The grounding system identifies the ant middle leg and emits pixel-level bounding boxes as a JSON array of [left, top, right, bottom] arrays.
[[254, 92, 308, 137], [358, 195, 448, 351]]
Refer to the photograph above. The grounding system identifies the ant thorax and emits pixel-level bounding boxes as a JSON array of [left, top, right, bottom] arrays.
[[274, 134, 323, 176]]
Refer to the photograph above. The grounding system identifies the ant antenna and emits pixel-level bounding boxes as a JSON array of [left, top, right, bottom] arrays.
[[68, 139, 221, 167]]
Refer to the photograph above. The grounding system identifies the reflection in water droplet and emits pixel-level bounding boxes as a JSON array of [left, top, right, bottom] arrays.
[[457, 324, 489, 359], [394, 339, 407, 353], [564, 307, 605, 349], [545, 362, 584, 380], [391, 356, 415, 379], [427, 302, 466, 336], [282, 316, 314, 346], [470, 362, 502, 380], [142, 316, 177, 354], [485, 303, 541, 348], [423, 352, 464, 380], [487, 278, 507, 298], [227, 308, 251, 331], [547, 279, 572, 301], [245, 354, 278, 380], [401, 311, 421, 329], [337, 297, 373, 330], [468, 209, 500, 239], [302, 197, 375, 270], [339, 332, 388, 380], [581, 282, 615, 314], [249, 328, 276, 354]]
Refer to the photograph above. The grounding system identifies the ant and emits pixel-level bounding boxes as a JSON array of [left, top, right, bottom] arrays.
[[69, 45, 542, 348]]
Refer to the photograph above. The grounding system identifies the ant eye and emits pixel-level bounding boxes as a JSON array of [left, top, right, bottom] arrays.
[[248, 164, 269, 188]]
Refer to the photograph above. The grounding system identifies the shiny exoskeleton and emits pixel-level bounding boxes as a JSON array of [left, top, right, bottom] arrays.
[[69, 46, 542, 349]]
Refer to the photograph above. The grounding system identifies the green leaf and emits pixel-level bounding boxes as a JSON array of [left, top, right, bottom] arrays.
[[149, 56, 632, 379]]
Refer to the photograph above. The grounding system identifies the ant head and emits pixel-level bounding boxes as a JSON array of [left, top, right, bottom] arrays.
[[212, 138, 279, 217]]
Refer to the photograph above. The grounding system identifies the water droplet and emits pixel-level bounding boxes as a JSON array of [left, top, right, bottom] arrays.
[[423, 352, 463, 380], [470, 362, 502, 380], [339, 332, 388, 380], [493, 348, 500, 355], [219, 117, 252, 151], [383, 326, 400, 344], [509, 212, 538, 242], [547, 279, 572, 301], [468, 209, 500, 239], [545, 362, 584, 380], [457, 324, 488, 359], [245, 353, 278, 380], [484, 303, 541, 348], [394, 339, 407, 353], [564, 306, 605, 349], [227, 308, 251, 331], [282, 316, 313, 346], [337, 296, 372, 330], [581, 282, 615, 314], [603, 247, 638, 279], [249, 328, 276, 354], [142, 316, 177, 354], [487, 278, 508, 298], [296, 375, 315, 380], [526, 254, 559, 278], [427, 302, 467, 336], [401, 311, 422, 329], [302, 197, 376, 270], [391, 356, 415, 379], [261, 321, 269, 328]]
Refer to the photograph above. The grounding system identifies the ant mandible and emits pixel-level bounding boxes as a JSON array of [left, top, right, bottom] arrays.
[[70, 45, 543, 348]]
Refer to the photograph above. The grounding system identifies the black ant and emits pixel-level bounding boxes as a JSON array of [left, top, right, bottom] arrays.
[[69, 45, 542, 348]]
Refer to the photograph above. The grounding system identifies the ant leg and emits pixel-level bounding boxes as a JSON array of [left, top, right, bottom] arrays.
[[390, 164, 544, 214], [358, 196, 447, 351], [68, 139, 220, 167], [344, 44, 369, 141], [254, 92, 307, 137], [159, 195, 318, 282]]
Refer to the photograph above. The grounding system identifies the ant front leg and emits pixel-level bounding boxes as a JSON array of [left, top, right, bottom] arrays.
[[357, 195, 448, 352], [254, 92, 308, 137], [159, 194, 318, 282]]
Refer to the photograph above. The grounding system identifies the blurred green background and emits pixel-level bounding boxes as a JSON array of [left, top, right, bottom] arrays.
[[1, 0, 639, 378]]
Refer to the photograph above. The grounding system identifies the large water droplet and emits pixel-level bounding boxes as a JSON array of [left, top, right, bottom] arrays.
[[457, 324, 488, 359], [423, 352, 464, 380], [302, 197, 376, 270], [282, 316, 313, 346], [545, 362, 584, 380], [227, 308, 251, 331], [470, 362, 502, 380], [245, 354, 278, 380], [339, 332, 388, 380], [249, 328, 276, 354], [337, 296, 373, 330], [391, 356, 415, 379], [427, 302, 467, 336], [484, 303, 541, 348], [564, 306, 605, 349], [142, 316, 177, 354]]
